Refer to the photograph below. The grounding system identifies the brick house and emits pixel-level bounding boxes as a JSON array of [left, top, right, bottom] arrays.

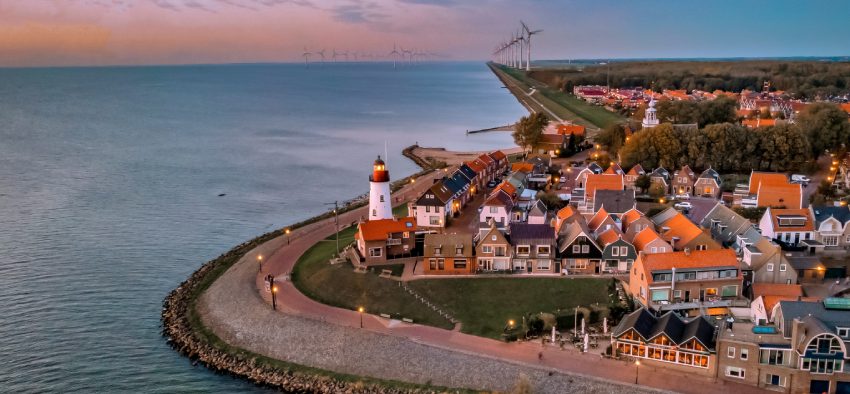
[[422, 233, 475, 275], [694, 167, 722, 198], [476, 221, 512, 271], [672, 165, 697, 196], [510, 223, 557, 274], [355, 217, 417, 265]]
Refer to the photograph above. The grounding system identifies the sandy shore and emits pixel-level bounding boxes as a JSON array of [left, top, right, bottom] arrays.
[[409, 146, 522, 167]]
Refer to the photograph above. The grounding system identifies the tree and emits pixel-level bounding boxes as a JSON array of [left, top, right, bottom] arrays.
[[595, 123, 626, 155], [635, 174, 652, 194], [797, 103, 850, 158], [649, 183, 666, 198], [512, 113, 549, 155]]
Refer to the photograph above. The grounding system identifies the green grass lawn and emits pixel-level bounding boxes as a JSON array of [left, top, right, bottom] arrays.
[[291, 226, 454, 329], [409, 277, 610, 339], [497, 65, 624, 130]]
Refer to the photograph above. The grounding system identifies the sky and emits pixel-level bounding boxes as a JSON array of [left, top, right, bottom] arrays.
[[0, 0, 848, 67]]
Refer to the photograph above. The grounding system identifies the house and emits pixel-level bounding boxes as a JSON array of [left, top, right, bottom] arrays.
[[409, 181, 453, 230], [717, 299, 850, 393], [597, 228, 636, 273], [749, 283, 805, 325], [622, 208, 654, 241], [555, 205, 580, 234], [629, 249, 742, 316], [612, 308, 716, 373], [462, 160, 487, 190], [649, 167, 671, 195], [488, 150, 509, 174], [758, 207, 815, 248], [593, 189, 636, 216], [651, 208, 721, 252], [355, 217, 417, 265], [444, 170, 472, 209], [510, 223, 557, 274], [476, 221, 512, 271], [631, 227, 673, 254], [672, 165, 697, 196], [811, 205, 850, 256], [537, 133, 569, 156], [422, 233, 475, 275], [694, 167, 722, 198], [748, 171, 802, 209], [624, 164, 646, 191], [580, 173, 624, 214], [527, 200, 549, 225], [479, 189, 515, 227], [604, 163, 624, 175], [558, 219, 603, 274]]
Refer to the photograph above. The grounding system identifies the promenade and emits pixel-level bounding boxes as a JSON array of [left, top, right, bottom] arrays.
[[197, 151, 768, 393]]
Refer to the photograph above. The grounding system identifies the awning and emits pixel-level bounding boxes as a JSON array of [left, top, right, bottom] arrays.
[[705, 307, 729, 316]]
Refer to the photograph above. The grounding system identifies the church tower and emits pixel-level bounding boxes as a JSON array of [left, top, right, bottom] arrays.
[[368, 155, 393, 220], [642, 97, 659, 129]]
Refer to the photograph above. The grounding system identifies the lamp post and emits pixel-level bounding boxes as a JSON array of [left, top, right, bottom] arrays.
[[358, 306, 365, 328], [635, 360, 640, 384], [271, 280, 278, 311], [257, 254, 263, 272], [285, 228, 291, 245]]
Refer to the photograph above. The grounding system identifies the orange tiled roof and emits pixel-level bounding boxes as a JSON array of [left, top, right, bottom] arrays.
[[749, 172, 789, 194], [556, 124, 586, 136], [841, 103, 850, 114], [588, 207, 610, 231], [621, 208, 644, 229], [626, 164, 644, 176], [604, 163, 623, 175], [768, 208, 814, 231], [632, 227, 663, 251], [656, 212, 707, 246], [478, 153, 495, 165], [597, 227, 621, 246], [757, 183, 802, 209], [511, 162, 534, 173], [358, 217, 416, 241], [557, 205, 576, 219], [585, 174, 624, 199], [464, 159, 487, 173], [752, 283, 803, 298], [489, 150, 507, 161], [641, 249, 738, 282], [495, 181, 517, 197]]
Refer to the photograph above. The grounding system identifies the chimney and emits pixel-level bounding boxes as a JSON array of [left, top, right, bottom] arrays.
[[684, 247, 691, 256]]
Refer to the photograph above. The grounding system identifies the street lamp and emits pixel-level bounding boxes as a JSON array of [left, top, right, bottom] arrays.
[[285, 228, 291, 245], [257, 254, 263, 271], [635, 360, 640, 384], [358, 306, 365, 328], [271, 284, 278, 311]]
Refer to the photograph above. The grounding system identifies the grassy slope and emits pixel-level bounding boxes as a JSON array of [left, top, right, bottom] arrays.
[[291, 226, 454, 329], [409, 278, 609, 339], [495, 64, 624, 130]]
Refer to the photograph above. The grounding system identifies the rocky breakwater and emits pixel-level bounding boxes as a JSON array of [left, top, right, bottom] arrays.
[[161, 231, 442, 393]]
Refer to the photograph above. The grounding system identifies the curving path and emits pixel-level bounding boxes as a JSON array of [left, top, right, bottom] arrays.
[[197, 154, 768, 393]]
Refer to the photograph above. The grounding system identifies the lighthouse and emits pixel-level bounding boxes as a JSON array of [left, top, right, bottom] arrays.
[[369, 155, 393, 221]]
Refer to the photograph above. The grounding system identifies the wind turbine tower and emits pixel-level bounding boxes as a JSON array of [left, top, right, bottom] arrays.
[[521, 21, 543, 72]]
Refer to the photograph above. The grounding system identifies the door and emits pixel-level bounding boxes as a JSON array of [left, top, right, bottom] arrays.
[[699, 289, 705, 302], [685, 291, 690, 302], [554, 261, 561, 273], [810, 380, 830, 394]]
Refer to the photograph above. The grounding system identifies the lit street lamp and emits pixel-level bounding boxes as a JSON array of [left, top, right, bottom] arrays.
[[358, 306, 365, 328], [271, 282, 278, 311], [285, 228, 291, 245], [635, 360, 640, 384], [257, 254, 263, 271]]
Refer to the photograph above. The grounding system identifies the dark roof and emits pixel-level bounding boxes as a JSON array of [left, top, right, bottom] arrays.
[[529, 200, 548, 217], [812, 206, 850, 226], [593, 189, 636, 214], [421, 181, 453, 205], [613, 308, 717, 351], [788, 255, 824, 270], [777, 300, 850, 338], [458, 163, 478, 182], [509, 223, 555, 243], [699, 167, 720, 182], [587, 162, 603, 174], [442, 173, 468, 194], [650, 167, 669, 179]]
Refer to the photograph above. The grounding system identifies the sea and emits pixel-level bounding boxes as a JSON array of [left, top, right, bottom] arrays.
[[0, 62, 525, 392]]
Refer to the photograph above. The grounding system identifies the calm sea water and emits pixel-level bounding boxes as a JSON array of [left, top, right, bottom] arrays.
[[0, 62, 525, 392]]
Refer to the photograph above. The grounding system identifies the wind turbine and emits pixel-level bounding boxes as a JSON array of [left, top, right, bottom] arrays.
[[521, 21, 543, 71], [332, 49, 341, 62], [516, 29, 524, 69], [316, 49, 326, 63], [302, 47, 312, 67], [401, 46, 412, 64], [389, 43, 401, 68]]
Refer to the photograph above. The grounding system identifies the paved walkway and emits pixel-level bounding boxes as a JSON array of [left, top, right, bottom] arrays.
[[199, 163, 768, 393]]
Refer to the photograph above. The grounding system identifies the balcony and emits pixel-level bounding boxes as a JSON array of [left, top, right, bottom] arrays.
[[386, 238, 402, 246], [652, 298, 749, 312]]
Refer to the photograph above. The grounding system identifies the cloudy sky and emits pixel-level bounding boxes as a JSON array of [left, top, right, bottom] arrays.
[[0, 0, 847, 67]]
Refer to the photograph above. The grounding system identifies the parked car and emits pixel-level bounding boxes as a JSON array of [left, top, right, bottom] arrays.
[[674, 193, 690, 200], [486, 180, 498, 188], [791, 174, 811, 183], [674, 202, 693, 210]]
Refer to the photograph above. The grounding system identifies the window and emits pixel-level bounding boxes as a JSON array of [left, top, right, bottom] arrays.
[[581, 245, 590, 253], [429, 216, 440, 225], [696, 244, 707, 251], [650, 289, 668, 302], [824, 235, 839, 246], [741, 348, 748, 360], [517, 246, 530, 255], [760, 349, 789, 366], [490, 206, 498, 213], [482, 246, 493, 253], [725, 366, 745, 379], [780, 264, 787, 272], [454, 259, 467, 269], [429, 258, 436, 270], [673, 290, 683, 299], [639, 286, 646, 299], [766, 263, 774, 272], [403, 232, 409, 239], [620, 246, 627, 256], [727, 346, 736, 358], [536, 260, 551, 270], [491, 235, 497, 241], [573, 245, 581, 253], [369, 248, 382, 257], [434, 247, 442, 255], [455, 247, 463, 255], [651, 247, 658, 253], [425, 206, 431, 213], [838, 328, 849, 338], [372, 209, 376, 217], [706, 288, 718, 296], [437, 259, 445, 270], [612, 247, 619, 256], [721, 285, 738, 297], [537, 246, 550, 256], [569, 259, 588, 269], [765, 374, 784, 387]]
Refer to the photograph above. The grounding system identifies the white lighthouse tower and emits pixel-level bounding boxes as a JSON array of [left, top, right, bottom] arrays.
[[368, 155, 393, 221], [642, 97, 659, 129]]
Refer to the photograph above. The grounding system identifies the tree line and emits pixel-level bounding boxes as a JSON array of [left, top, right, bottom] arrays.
[[609, 103, 850, 173], [529, 60, 850, 100]]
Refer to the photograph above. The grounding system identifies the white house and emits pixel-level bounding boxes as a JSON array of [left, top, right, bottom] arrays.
[[479, 190, 514, 226], [758, 207, 815, 247]]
